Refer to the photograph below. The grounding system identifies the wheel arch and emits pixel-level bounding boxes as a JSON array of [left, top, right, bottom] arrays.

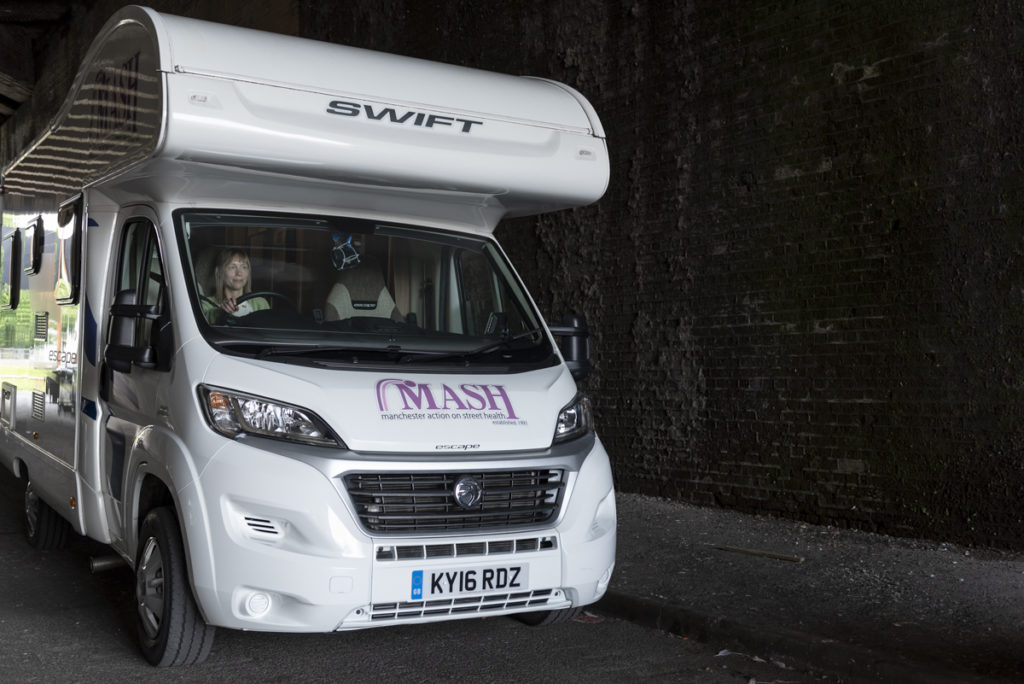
[[136, 472, 176, 531], [125, 427, 218, 624]]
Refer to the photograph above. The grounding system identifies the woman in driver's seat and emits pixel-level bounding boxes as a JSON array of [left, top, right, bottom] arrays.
[[202, 249, 269, 323]]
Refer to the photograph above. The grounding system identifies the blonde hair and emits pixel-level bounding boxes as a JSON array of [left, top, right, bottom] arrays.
[[214, 249, 253, 301]]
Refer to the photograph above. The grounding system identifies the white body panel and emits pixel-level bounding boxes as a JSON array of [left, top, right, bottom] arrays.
[[0, 5, 615, 638], [2, 6, 608, 223]]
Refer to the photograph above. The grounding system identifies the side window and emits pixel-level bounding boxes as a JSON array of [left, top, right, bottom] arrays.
[[456, 248, 529, 337], [106, 219, 169, 372], [117, 220, 165, 349], [145, 245, 163, 308], [118, 221, 148, 291]]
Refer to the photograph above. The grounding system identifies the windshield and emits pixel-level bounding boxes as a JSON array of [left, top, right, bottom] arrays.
[[177, 211, 556, 370]]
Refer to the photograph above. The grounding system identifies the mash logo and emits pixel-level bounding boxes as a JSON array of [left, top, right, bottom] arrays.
[[375, 379, 521, 424]]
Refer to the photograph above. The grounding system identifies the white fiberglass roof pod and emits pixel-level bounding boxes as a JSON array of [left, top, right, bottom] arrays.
[[0, 5, 609, 229]]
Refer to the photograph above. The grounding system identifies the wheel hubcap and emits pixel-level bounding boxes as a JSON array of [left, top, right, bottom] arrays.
[[136, 537, 165, 639]]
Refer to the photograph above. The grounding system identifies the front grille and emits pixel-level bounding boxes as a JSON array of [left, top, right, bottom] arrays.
[[344, 469, 566, 534], [370, 588, 556, 621]]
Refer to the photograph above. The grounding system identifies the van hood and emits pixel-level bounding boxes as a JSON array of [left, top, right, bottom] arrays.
[[201, 359, 578, 453]]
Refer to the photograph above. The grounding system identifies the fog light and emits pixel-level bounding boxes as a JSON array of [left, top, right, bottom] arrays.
[[246, 591, 271, 617]]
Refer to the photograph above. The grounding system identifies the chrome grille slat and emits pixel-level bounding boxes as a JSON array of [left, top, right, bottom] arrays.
[[375, 536, 557, 561], [365, 507, 557, 521], [354, 500, 556, 511], [370, 588, 556, 621], [345, 469, 565, 534], [350, 482, 559, 499]]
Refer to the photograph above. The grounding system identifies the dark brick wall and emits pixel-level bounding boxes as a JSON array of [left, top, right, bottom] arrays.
[[5, 0, 1024, 548], [303, 0, 1023, 548]]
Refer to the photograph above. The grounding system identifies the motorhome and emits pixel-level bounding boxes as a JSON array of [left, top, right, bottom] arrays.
[[0, 5, 615, 666]]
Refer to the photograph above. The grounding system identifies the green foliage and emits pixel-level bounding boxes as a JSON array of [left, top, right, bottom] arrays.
[[0, 304, 36, 348]]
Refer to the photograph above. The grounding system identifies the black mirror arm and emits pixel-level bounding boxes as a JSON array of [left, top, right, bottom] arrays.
[[548, 311, 591, 381]]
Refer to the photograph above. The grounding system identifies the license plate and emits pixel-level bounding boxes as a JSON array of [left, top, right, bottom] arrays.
[[411, 565, 529, 600]]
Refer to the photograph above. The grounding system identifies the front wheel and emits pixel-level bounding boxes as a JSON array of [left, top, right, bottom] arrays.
[[135, 507, 215, 666], [24, 479, 71, 550], [515, 606, 583, 626]]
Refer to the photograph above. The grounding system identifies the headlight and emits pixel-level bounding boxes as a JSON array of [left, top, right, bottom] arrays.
[[553, 393, 593, 444], [199, 385, 342, 447]]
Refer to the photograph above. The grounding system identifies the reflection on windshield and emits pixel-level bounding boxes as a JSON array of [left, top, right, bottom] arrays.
[[177, 211, 554, 369]]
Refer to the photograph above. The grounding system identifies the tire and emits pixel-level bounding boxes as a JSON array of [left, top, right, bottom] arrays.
[[135, 507, 215, 666], [24, 479, 71, 550], [515, 606, 583, 626]]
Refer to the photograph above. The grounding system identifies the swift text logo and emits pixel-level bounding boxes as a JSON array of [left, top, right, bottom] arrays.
[[326, 100, 483, 133]]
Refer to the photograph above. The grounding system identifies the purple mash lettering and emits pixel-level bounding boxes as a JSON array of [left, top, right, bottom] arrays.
[[375, 379, 520, 422]]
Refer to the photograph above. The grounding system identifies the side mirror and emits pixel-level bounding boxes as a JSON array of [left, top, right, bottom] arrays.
[[548, 311, 591, 381], [104, 289, 161, 372]]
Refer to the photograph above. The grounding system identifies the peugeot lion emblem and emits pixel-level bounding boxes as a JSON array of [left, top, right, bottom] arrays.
[[453, 476, 483, 510]]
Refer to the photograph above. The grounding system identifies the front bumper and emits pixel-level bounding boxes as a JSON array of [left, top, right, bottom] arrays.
[[186, 435, 616, 632]]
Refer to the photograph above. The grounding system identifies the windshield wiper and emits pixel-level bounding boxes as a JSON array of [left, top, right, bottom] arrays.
[[399, 328, 545, 364], [241, 329, 545, 365], [255, 344, 376, 360]]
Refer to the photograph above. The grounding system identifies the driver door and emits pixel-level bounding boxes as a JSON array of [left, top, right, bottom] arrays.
[[100, 211, 172, 548]]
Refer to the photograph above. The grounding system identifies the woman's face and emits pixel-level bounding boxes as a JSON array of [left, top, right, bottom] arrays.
[[221, 255, 250, 291]]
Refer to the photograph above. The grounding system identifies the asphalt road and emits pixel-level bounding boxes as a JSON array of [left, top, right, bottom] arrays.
[[0, 466, 838, 683]]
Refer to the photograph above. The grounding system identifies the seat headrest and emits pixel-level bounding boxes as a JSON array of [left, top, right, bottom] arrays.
[[336, 257, 388, 302], [193, 246, 221, 296]]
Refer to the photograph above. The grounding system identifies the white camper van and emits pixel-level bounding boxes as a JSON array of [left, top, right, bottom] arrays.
[[0, 5, 615, 666]]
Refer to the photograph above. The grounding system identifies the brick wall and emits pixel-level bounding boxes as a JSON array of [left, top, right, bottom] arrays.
[[5, 0, 1023, 548], [313, 0, 1023, 548]]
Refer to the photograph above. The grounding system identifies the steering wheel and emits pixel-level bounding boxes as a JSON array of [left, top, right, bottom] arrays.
[[236, 290, 298, 313]]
